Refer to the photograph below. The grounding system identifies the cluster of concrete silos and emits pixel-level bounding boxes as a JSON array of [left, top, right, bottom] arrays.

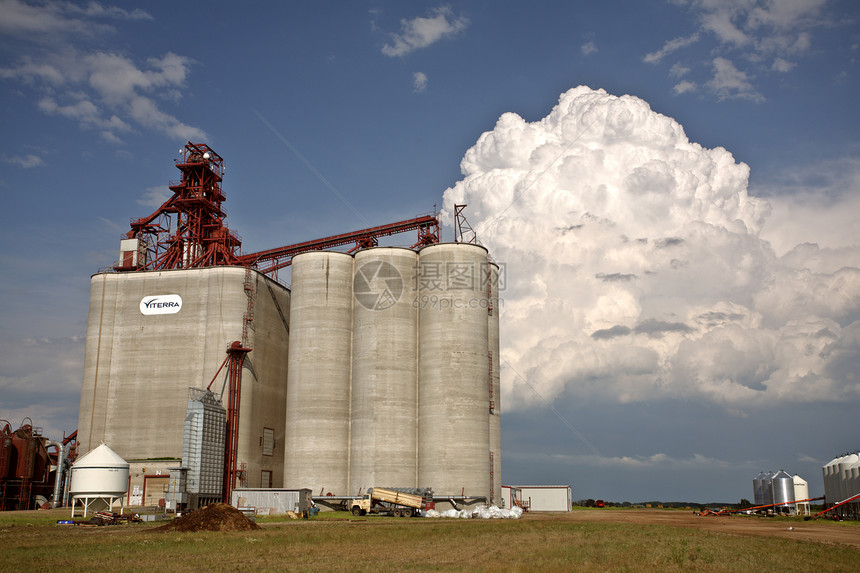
[[822, 453, 860, 519], [284, 243, 501, 506], [752, 470, 810, 515]]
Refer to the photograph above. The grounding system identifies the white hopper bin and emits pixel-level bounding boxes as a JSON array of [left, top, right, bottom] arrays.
[[69, 443, 129, 517]]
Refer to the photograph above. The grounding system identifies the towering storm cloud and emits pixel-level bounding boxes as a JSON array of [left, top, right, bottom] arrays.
[[443, 86, 860, 412]]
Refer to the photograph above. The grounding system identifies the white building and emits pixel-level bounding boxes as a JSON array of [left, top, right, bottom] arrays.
[[502, 485, 571, 512]]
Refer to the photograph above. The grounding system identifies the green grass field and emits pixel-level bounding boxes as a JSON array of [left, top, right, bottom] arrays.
[[2, 509, 858, 572]]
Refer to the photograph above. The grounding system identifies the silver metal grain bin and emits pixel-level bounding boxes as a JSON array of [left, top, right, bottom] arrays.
[[753, 471, 767, 506], [771, 469, 795, 512]]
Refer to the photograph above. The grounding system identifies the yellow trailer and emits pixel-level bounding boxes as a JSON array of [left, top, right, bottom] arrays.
[[350, 487, 434, 517]]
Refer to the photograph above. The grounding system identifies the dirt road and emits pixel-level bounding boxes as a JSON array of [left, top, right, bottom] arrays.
[[557, 509, 860, 550]]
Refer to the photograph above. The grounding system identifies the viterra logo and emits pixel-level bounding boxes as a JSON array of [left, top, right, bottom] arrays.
[[354, 261, 403, 311], [139, 294, 183, 315]]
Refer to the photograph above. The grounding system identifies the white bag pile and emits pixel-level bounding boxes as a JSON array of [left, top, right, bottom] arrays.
[[424, 505, 523, 519]]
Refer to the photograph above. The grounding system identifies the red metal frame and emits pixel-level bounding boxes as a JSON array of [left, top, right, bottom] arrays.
[[207, 341, 251, 503], [116, 143, 441, 278], [237, 213, 439, 276], [116, 143, 242, 272]]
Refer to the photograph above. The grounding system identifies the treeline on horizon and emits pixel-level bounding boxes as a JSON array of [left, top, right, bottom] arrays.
[[573, 499, 823, 509]]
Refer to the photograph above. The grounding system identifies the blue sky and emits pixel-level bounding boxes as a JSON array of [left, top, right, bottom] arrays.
[[1, 1, 858, 504]]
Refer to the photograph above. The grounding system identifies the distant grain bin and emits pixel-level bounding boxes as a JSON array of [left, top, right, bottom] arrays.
[[822, 452, 860, 519], [793, 474, 810, 516], [76, 267, 290, 493], [771, 470, 795, 513], [753, 471, 768, 506]]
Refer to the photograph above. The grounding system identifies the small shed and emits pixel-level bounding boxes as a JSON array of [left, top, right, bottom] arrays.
[[231, 488, 312, 515], [502, 485, 571, 512]]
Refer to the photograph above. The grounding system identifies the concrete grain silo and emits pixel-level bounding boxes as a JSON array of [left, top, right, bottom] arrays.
[[77, 267, 290, 495], [349, 248, 419, 495], [283, 252, 354, 495], [488, 262, 502, 506], [417, 243, 491, 502]]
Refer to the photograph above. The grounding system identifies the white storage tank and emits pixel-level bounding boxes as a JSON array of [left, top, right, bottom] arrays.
[[838, 453, 859, 501], [822, 456, 840, 505], [349, 248, 419, 494], [417, 243, 491, 500], [793, 474, 810, 516], [69, 443, 129, 517], [283, 251, 354, 495], [849, 459, 860, 498]]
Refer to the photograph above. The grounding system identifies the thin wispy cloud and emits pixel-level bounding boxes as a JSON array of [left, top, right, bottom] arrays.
[[673, 80, 697, 95], [0, 1, 203, 142], [2, 153, 44, 168], [643, 33, 700, 64], [707, 57, 765, 102], [381, 6, 468, 57], [137, 185, 171, 207], [645, 0, 829, 101], [413, 71, 428, 92], [581, 41, 597, 55]]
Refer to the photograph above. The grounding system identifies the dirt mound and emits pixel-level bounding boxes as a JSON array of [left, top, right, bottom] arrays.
[[153, 503, 260, 532]]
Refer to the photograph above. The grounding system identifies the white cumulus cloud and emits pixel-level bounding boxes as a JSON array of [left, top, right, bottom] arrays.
[[442, 86, 860, 413]]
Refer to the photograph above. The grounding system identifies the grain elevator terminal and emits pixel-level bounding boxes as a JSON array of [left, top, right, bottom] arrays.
[[77, 143, 502, 510]]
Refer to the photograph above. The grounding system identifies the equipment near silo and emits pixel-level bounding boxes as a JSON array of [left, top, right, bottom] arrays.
[[0, 419, 75, 511], [231, 488, 312, 516], [349, 487, 434, 517], [180, 388, 226, 508]]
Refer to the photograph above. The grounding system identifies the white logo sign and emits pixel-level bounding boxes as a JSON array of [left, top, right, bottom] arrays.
[[140, 294, 183, 315]]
